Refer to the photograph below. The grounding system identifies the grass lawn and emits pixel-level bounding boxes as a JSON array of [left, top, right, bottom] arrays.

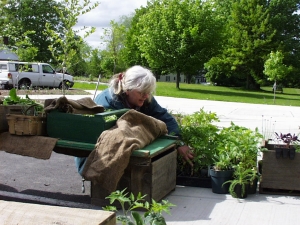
[[73, 81, 300, 107]]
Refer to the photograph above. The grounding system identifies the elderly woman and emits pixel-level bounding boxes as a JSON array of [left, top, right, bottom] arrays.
[[75, 65, 193, 174]]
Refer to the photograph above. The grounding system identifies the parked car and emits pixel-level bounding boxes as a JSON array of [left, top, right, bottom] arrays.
[[0, 61, 74, 89]]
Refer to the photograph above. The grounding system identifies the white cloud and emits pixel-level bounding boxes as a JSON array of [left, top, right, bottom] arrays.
[[75, 0, 148, 49]]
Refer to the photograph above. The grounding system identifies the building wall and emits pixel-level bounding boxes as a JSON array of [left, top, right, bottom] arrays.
[[157, 73, 186, 82]]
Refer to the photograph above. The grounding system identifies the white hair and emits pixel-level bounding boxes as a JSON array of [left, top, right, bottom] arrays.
[[109, 65, 156, 98]]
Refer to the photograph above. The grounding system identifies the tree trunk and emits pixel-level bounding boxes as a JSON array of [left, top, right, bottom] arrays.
[[176, 71, 180, 89]]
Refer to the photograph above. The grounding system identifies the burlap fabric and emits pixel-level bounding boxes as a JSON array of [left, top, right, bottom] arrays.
[[44, 96, 105, 114], [82, 109, 168, 193], [0, 132, 57, 159]]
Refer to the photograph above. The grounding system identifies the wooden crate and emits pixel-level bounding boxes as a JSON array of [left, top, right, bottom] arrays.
[[91, 138, 177, 207], [259, 150, 300, 194]]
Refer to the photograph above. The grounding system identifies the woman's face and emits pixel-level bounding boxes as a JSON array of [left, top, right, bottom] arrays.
[[126, 89, 150, 108]]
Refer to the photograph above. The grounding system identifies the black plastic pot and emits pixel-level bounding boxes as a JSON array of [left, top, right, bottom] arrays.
[[289, 147, 296, 160], [247, 177, 258, 194], [209, 168, 234, 194], [233, 183, 248, 199], [282, 148, 289, 159], [275, 148, 282, 159]]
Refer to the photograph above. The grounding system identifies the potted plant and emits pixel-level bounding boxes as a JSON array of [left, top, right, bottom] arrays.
[[210, 122, 264, 194], [103, 188, 175, 225], [176, 108, 220, 187], [209, 151, 234, 194], [274, 132, 300, 159], [224, 165, 258, 199]]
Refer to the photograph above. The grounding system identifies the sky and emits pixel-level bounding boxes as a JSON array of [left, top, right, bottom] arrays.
[[76, 0, 148, 49]]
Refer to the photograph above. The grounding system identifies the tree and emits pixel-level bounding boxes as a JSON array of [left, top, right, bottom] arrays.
[[0, 0, 38, 61], [123, 6, 151, 68], [268, 0, 300, 87], [1, 0, 65, 63], [263, 50, 292, 101], [137, 0, 223, 89], [101, 20, 127, 75], [45, 0, 99, 91], [87, 48, 103, 79], [211, 0, 275, 89]]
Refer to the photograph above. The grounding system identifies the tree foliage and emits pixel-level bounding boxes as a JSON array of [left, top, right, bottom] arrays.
[[264, 50, 292, 83], [205, 0, 275, 89], [45, 0, 99, 76], [100, 20, 127, 75], [136, 0, 224, 88], [1, 0, 65, 62]]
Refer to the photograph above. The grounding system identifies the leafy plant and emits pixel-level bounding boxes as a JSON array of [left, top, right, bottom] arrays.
[[212, 122, 264, 172], [224, 165, 258, 198], [274, 132, 300, 147], [2, 88, 44, 115], [103, 189, 176, 225], [177, 108, 220, 175]]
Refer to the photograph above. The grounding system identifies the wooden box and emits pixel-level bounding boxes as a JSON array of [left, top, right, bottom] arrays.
[[259, 150, 300, 195], [91, 138, 177, 207]]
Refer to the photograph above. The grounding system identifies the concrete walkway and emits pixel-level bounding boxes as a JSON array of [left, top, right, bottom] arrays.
[[1, 91, 300, 225]]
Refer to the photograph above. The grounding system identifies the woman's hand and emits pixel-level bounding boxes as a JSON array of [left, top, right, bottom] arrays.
[[177, 145, 194, 167]]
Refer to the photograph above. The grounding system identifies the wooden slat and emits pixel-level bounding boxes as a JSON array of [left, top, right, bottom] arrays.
[[0, 200, 116, 225], [152, 149, 177, 201]]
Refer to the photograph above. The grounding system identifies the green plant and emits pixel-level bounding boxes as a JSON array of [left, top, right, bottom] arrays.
[[212, 151, 233, 171], [213, 122, 264, 171], [2, 88, 44, 115], [177, 108, 220, 175], [224, 165, 258, 198], [103, 189, 176, 225]]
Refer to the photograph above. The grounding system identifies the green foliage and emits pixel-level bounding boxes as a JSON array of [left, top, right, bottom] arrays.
[[87, 49, 103, 78], [45, 0, 99, 93], [1, 0, 65, 62], [103, 189, 175, 225], [136, 0, 224, 89], [205, 0, 275, 89], [224, 165, 258, 198], [178, 108, 220, 172], [100, 20, 127, 75], [264, 51, 291, 82], [2, 88, 44, 115], [213, 122, 263, 171]]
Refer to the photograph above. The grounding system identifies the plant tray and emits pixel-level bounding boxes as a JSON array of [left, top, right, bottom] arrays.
[[6, 114, 46, 136], [176, 175, 211, 188]]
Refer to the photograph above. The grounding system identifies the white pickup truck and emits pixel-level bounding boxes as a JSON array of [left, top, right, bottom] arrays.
[[0, 61, 74, 89]]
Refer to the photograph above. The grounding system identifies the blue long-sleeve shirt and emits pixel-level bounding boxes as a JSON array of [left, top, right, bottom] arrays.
[[94, 88, 180, 136]]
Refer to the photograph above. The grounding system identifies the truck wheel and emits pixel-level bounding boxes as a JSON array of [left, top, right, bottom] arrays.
[[59, 81, 70, 90], [19, 79, 31, 89]]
